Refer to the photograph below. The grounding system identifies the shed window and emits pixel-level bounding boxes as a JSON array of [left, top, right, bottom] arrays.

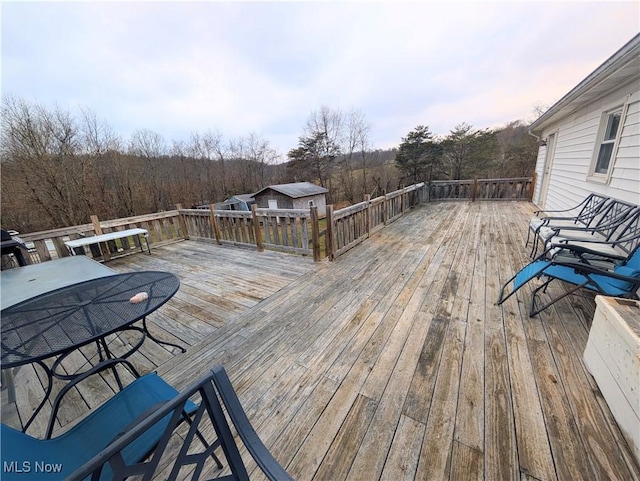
[[593, 109, 622, 175]]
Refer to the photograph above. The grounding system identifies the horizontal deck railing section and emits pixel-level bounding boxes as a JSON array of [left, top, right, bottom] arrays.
[[9, 177, 532, 264], [16, 211, 185, 263], [258, 209, 316, 256], [180, 206, 323, 260], [326, 183, 427, 260], [429, 177, 534, 201]]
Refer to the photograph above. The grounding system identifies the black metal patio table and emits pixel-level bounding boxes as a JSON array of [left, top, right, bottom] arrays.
[[1, 271, 182, 432]]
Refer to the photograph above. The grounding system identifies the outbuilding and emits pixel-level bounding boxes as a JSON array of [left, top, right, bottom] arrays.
[[215, 194, 255, 211], [252, 182, 328, 211]]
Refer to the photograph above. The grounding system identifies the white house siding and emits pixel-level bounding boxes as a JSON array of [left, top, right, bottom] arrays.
[[535, 84, 640, 211], [532, 145, 546, 205], [612, 98, 640, 195]]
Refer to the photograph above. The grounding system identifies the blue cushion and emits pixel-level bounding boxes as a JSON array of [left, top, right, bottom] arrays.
[[603, 265, 640, 292], [1, 373, 196, 480]]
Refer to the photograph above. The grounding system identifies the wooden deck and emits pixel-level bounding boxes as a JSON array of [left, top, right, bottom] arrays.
[[4, 201, 639, 480]]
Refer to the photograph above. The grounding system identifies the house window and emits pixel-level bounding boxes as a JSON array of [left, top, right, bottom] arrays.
[[593, 109, 623, 175]]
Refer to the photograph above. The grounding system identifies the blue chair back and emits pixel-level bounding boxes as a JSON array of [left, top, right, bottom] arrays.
[[1, 373, 194, 481]]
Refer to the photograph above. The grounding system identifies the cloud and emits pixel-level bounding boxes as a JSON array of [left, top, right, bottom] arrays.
[[2, 1, 639, 156]]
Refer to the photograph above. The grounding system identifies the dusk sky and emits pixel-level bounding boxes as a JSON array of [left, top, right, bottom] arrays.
[[2, 1, 639, 158]]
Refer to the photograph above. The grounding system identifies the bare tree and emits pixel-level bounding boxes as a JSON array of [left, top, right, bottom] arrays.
[[345, 109, 371, 201], [288, 106, 343, 193], [1, 97, 96, 228], [128, 129, 168, 211], [202, 130, 228, 198], [245, 132, 278, 188]]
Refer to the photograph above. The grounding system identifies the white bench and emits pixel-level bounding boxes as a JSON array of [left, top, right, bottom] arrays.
[[65, 228, 150, 258]]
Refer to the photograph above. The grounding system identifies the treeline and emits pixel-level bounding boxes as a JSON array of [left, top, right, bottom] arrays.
[[1, 98, 537, 234], [394, 122, 538, 185], [0, 99, 395, 232]]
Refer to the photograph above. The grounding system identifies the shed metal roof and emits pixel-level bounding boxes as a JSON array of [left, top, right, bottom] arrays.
[[252, 182, 328, 199], [230, 194, 255, 202]]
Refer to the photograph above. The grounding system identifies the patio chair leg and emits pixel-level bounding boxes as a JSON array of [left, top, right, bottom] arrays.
[[497, 271, 519, 305], [529, 232, 540, 258], [529, 280, 588, 317]]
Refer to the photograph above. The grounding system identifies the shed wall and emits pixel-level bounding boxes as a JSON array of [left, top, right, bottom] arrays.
[[254, 191, 294, 209], [254, 189, 327, 211]]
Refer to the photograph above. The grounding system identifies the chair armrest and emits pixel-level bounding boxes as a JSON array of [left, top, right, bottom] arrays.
[[534, 206, 580, 216], [211, 365, 295, 481], [544, 242, 626, 262], [550, 259, 640, 285]]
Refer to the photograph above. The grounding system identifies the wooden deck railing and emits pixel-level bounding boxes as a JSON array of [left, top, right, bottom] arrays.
[[429, 177, 534, 201], [325, 183, 426, 260], [8, 177, 532, 265], [180, 205, 323, 260], [15, 211, 185, 264]]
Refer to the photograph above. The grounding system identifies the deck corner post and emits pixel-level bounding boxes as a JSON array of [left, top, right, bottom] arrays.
[[325, 205, 335, 261], [364, 194, 371, 238], [382, 190, 388, 225], [176, 204, 190, 240], [471, 177, 478, 202], [530, 172, 537, 201], [251, 204, 264, 252], [90, 214, 103, 236], [310, 205, 321, 262], [210, 204, 223, 246], [90, 214, 111, 261]]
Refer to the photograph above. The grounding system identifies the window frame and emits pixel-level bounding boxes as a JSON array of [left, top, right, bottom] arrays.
[[588, 103, 628, 184]]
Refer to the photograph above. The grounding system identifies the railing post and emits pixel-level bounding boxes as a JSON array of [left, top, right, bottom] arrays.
[[364, 194, 371, 238], [209, 204, 222, 245], [471, 177, 478, 202], [310, 205, 321, 262], [400, 185, 405, 214], [175, 204, 190, 240], [251, 204, 264, 252], [382, 190, 388, 225], [91, 214, 111, 261], [325, 205, 335, 261], [530, 173, 537, 201]]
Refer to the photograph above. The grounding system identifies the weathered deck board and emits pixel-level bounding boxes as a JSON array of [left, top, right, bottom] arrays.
[[3, 201, 639, 481], [3, 241, 315, 437]]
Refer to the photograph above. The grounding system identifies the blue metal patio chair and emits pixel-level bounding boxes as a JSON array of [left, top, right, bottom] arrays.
[[526, 193, 610, 250], [60, 366, 290, 481], [210, 365, 295, 481], [542, 209, 640, 267], [497, 246, 640, 317], [1, 362, 221, 481]]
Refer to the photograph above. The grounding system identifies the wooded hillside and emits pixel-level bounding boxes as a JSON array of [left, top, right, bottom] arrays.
[[1, 98, 536, 233]]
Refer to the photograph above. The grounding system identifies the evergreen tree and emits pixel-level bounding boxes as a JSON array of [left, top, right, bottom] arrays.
[[394, 125, 442, 183]]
